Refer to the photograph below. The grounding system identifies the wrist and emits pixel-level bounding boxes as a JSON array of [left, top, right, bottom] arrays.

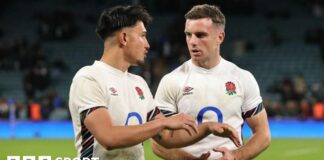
[[204, 121, 215, 133], [232, 149, 240, 160], [152, 117, 166, 132]]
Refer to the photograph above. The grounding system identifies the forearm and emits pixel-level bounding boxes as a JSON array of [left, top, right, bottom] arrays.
[[151, 139, 197, 160], [97, 119, 165, 150], [85, 110, 199, 150], [155, 122, 211, 148], [234, 131, 271, 160], [234, 110, 271, 160]]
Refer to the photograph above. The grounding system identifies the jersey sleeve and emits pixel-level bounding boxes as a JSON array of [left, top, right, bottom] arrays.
[[146, 90, 161, 121], [154, 74, 178, 116], [241, 71, 263, 113], [70, 76, 108, 114]]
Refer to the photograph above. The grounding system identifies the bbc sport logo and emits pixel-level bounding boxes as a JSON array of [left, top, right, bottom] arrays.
[[7, 156, 99, 160]]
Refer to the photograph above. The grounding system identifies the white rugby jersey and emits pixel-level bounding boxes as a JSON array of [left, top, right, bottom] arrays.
[[155, 58, 263, 159], [69, 61, 158, 160]]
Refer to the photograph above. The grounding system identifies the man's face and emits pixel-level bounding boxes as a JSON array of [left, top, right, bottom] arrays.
[[184, 18, 224, 65], [124, 21, 150, 66]]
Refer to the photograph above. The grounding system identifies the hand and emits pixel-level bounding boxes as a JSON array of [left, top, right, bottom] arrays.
[[193, 151, 211, 160], [172, 150, 210, 160], [208, 122, 241, 147], [164, 150, 210, 160], [213, 147, 235, 160], [163, 113, 199, 136]]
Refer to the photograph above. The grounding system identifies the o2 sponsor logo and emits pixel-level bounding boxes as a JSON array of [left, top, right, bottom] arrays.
[[197, 106, 223, 124], [125, 112, 143, 125]]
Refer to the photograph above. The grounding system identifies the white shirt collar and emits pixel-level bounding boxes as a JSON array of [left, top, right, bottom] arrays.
[[93, 60, 128, 77], [189, 58, 224, 74]]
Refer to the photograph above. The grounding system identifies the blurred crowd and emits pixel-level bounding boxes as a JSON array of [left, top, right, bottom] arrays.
[[0, 38, 69, 120], [0, 0, 324, 121], [266, 74, 324, 120]]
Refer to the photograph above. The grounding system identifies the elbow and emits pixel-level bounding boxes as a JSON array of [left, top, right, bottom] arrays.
[[152, 135, 177, 149], [161, 144, 175, 149], [155, 141, 174, 149], [100, 138, 121, 151], [264, 131, 271, 148], [151, 140, 172, 157], [151, 141, 161, 155], [102, 142, 117, 151], [101, 137, 141, 151], [104, 144, 116, 151]]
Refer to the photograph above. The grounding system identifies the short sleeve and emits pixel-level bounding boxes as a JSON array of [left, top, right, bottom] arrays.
[[241, 71, 263, 112], [154, 75, 178, 116], [70, 76, 107, 114]]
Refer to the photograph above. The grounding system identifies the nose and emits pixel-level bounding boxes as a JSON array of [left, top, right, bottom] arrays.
[[145, 39, 150, 50], [188, 35, 198, 46]]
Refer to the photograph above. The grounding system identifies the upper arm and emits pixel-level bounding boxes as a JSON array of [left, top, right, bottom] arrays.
[[155, 75, 178, 115], [245, 109, 270, 134], [70, 76, 107, 113], [241, 71, 262, 113], [83, 107, 114, 146], [241, 71, 270, 136], [70, 76, 111, 147]]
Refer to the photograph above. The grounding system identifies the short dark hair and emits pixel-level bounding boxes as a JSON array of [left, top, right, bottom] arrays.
[[185, 4, 225, 28], [96, 5, 152, 40]]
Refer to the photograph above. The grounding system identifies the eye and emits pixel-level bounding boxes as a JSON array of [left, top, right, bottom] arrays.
[[195, 32, 207, 38], [185, 32, 191, 38], [142, 32, 147, 37]]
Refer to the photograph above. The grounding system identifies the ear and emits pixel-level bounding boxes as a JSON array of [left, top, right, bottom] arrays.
[[118, 32, 127, 47], [218, 31, 225, 44]]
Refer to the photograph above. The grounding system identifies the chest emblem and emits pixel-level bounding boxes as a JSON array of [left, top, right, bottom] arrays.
[[109, 87, 118, 96], [135, 87, 145, 100], [225, 81, 236, 95], [183, 86, 193, 95]]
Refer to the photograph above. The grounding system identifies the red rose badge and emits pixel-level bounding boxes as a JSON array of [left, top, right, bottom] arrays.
[[225, 81, 236, 95], [135, 87, 145, 100]]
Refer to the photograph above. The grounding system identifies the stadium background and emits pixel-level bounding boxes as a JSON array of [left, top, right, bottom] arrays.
[[0, 0, 324, 159]]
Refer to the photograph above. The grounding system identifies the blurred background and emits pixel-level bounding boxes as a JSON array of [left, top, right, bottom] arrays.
[[0, 0, 324, 159]]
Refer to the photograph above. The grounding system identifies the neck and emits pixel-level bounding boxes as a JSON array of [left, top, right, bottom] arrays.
[[193, 54, 221, 69], [100, 45, 130, 72]]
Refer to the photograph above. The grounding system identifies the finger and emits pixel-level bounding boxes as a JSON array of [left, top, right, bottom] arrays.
[[230, 134, 242, 147], [181, 114, 198, 134], [183, 113, 196, 124], [199, 151, 210, 159], [186, 121, 199, 134], [170, 130, 175, 138], [182, 124, 194, 136], [213, 147, 227, 153], [224, 126, 241, 147]]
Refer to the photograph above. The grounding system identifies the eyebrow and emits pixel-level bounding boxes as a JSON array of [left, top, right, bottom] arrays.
[[184, 31, 207, 35]]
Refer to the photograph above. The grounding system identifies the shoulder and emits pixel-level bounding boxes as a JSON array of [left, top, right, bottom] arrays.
[[73, 65, 95, 82], [222, 58, 255, 80], [72, 64, 108, 87], [163, 61, 190, 81]]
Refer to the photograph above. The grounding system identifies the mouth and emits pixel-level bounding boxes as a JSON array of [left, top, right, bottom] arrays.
[[191, 49, 201, 57]]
